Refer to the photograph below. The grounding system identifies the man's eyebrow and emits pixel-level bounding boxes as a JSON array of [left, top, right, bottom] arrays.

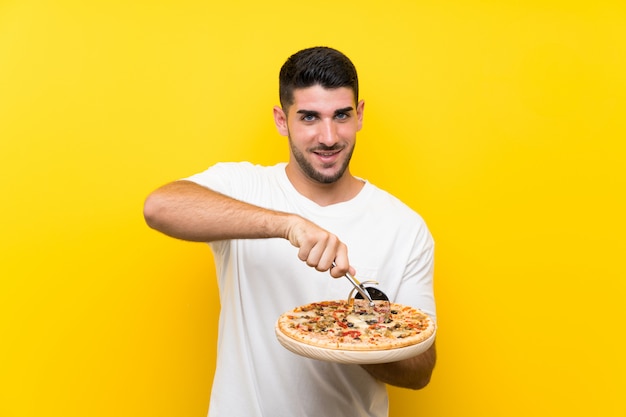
[[295, 107, 355, 117], [296, 109, 321, 117], [334, 106, 354, 115]]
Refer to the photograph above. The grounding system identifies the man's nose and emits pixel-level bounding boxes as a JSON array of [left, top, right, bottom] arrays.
[[318, 120, 338, 145]]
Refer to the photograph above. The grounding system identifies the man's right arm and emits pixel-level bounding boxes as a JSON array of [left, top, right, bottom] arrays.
[[143, 180, 293, 242], [143, 180, 352, 277]]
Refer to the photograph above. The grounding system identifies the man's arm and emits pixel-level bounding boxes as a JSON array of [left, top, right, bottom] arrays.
[[143, 180, 352, 277], [144, 180, 291, 242], [361, 342, 436, 390]]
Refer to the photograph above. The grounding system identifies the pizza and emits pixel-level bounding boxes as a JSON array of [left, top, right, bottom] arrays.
[[276, 299, 435, 351]]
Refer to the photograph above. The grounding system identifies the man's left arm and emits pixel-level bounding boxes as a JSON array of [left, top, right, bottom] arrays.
[[360, 342, 436, 390]]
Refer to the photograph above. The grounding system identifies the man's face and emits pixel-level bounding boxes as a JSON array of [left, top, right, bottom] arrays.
[[274, 85, 364, 184]]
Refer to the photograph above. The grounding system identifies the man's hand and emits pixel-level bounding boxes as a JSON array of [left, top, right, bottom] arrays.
[[284, 215, 352, 278], [361, 342, 436, 390]]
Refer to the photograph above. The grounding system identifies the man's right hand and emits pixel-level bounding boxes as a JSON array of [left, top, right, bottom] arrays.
[[283, 215, 352, 278]]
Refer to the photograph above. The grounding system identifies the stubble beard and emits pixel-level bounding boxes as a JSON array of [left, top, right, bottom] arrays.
[[288, 135, 354, 184]]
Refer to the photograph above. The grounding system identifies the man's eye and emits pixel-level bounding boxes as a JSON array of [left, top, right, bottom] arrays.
[[335, 113, 349, 120], [302, 114, 316, 121]]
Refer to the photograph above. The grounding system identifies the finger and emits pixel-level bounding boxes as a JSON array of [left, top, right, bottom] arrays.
[[297, 242, 313, 263], [298, 233, 328, 268], [329, 244, 350, 278], [315, 234, 342, 272], [304, 244, 323, 269]]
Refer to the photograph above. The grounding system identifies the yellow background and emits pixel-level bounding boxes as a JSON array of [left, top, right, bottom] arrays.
[[1, 1, 625, 416]]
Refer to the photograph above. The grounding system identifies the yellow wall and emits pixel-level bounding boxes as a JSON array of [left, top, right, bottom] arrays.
[[2, 1, 625, 416]]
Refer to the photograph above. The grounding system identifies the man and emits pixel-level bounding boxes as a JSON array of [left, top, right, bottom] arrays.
[[144, 46, 436, 417]]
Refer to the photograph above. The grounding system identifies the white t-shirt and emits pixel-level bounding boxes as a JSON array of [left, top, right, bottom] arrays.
[[185, 162, 435, 417]]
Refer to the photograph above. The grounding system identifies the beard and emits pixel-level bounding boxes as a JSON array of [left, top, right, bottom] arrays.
[[288, 135, 355, 184]]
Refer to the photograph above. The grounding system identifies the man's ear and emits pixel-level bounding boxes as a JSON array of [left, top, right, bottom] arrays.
[[356, 99, 365, 132], [273, 106, 289, 136]]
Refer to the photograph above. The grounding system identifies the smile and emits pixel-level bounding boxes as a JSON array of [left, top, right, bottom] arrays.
[[312, 146, 342, 156]]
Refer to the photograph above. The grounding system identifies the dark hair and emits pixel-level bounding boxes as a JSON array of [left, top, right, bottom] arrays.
[[279, 46, 359, 111]]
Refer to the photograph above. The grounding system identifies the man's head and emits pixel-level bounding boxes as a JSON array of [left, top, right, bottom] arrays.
[[279, 46, 359, 113], [274, 47, 365, 190]]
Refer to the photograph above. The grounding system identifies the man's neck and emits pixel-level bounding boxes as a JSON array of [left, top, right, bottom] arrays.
[[285, 163, 365, 207]]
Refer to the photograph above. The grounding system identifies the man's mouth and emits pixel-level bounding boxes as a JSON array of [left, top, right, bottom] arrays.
[[313, 149, 341, 165], [315, 150, 339, 156], [312, 146, 342, 157]]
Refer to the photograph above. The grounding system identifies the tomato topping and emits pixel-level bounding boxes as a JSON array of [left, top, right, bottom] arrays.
[[341, 330, 361, 339], [332, 312, 349, 328]]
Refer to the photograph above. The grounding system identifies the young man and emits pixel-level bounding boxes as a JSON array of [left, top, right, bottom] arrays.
[[144, 46, 436, 417]]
